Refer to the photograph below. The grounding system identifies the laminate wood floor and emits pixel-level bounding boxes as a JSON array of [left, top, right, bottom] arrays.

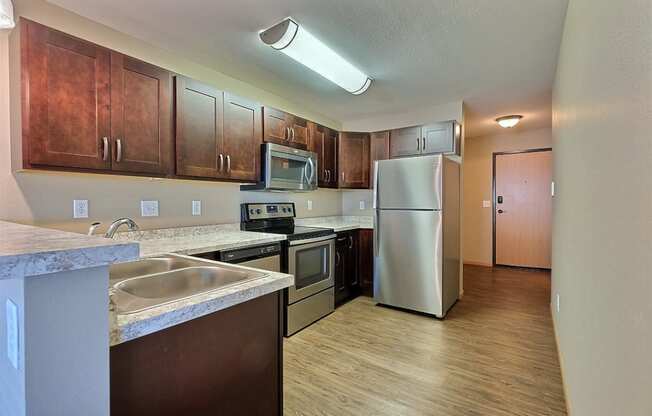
[[284, 265, 567, 416]]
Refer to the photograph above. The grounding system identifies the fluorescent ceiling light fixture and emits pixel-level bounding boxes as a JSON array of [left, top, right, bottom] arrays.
[[0, 0, 15, 29], [259, 17, 372, 95], [496, 115, 523, 128]]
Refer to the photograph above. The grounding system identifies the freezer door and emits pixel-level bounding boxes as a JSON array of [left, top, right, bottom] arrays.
[[373, 209, 443, 316], [374, 155, 442, 210]]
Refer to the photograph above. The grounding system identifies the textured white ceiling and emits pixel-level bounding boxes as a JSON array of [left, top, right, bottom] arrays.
[[47, 0, 568, 136]]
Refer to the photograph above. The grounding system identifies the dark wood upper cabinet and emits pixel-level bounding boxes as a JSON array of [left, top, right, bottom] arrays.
[[22, 19, 173, 175], [390, 125, 422, 158], [323, 128, 338, 188], [262, 106, 307, 149], [175, 76, 224, 178], [369, 130, 390, 188], [338, 132, 370, 189], [222, 93, 262, 182], [289, 116, 308, 148], [22, 19, 112, 170], [110, 53, 173, 174], [308, 122, 337, 188]]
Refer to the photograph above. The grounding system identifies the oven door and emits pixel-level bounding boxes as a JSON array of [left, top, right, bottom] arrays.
[[287, 236, 335, 303], [265, 144, 317, 191]]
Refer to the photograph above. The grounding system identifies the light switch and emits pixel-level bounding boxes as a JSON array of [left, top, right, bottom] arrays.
[[73, 200, 89, 219], [359, 200, 366, 210], [307, 200, 313, 211], [482, 200, 491, 208], [140, 200, 159, 217], [192, 200, 202, 216], [6, 299, 18, 370]]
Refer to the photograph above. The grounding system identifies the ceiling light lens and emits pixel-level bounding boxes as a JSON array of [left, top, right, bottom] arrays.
[[496, 115, 523, 128], [260, 17, 372, 95], [0, 0, 15, 29]]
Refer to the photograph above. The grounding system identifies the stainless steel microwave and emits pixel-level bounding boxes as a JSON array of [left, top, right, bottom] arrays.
[[241, 143, 318, 192]]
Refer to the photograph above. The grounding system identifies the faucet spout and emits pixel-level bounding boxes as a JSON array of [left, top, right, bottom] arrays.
[[104, 218, 139, 239]]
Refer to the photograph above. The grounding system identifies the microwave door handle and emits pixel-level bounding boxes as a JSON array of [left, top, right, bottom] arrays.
[[307, 158, 316, 185]]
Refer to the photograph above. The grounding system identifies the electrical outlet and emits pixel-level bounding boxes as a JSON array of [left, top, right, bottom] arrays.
[[359, 200, 365, 210], [73, 199, 89, 219], [482, 200, 491, 208], [556, 293, 560, 313], [141, 200, 159, 217], [307, 200, 313, 211], [192, 200, 202, 216], [6, 299, 18, 370]]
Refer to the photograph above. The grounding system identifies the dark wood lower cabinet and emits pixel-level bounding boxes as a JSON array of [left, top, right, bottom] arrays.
[[334, 231, 360, 306], [110, 292, 283, 416], [358, 229, 374, 297]]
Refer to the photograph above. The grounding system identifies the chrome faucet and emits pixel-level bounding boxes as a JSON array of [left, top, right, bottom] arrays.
[[104, 218, 139, 238]]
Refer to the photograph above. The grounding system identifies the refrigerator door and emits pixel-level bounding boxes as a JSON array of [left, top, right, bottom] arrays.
[[374, 155, 442, 210], [373, 209, 443, 316]]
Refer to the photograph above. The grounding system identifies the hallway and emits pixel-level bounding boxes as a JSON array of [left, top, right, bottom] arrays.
[[284, 266, 566, 415]]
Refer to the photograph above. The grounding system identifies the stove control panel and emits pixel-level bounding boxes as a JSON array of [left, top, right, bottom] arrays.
[[242, 203, 295, 221]]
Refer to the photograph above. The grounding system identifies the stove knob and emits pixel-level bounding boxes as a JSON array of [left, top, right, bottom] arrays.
[[249, 209, 255, 215], [256, 209, 262, 214], [281, 207, 286, 212]]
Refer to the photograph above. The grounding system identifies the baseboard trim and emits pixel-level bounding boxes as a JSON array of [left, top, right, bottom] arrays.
[[463, 261, 493, 267], [551, 303, 572, 415]]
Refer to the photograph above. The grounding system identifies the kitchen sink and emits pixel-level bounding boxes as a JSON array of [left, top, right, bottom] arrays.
[[110, 254, 269, 314]]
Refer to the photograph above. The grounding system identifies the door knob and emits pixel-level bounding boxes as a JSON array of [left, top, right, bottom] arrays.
[[497, 209, 504, 214]]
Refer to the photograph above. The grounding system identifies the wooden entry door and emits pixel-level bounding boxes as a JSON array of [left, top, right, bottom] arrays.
[[494, 150, 552, 268]]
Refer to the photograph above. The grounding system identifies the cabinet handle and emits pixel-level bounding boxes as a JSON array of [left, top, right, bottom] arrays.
[[219, 154, 224, 172], [226, 155, 231, 173], [341, 171, 345, 183], [422, 137, 426, 152], [102, 137, 109, 161], [335, 251, 341, 266], [291, 128, 295, 141], [349, 235, 353, 249], [116, 139, 123, 162], [416, 138, 420, 151], [326, 169, 330, 182], [286, 127, 290, 141]]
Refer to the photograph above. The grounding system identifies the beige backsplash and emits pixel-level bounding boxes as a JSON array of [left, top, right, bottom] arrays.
[[2, 170, 343, 234]]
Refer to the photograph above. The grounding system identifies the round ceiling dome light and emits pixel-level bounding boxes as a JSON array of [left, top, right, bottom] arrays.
[[496, 115, 523, 128]]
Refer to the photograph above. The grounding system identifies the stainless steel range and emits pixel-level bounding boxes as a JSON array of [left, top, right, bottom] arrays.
[[241, 202, 335, 336]]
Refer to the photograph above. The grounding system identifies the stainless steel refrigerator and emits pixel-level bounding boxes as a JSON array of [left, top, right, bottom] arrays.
[[373, 154, 460, 317]]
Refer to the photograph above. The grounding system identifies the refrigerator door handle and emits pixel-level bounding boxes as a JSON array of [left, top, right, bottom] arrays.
[[374, 211, 380, 257]]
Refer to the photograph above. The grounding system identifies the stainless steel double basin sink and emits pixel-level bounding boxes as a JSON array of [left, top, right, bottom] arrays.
[[110, 254, 269, 314]]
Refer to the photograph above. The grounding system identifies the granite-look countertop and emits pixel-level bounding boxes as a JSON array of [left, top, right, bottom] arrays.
[[110, 255, 293, 345], [295, 216, 374, 232], [0, 221, 139, 279], [113, 223, 286, 257]]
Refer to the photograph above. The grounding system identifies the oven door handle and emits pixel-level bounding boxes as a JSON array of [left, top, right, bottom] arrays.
[[288, 234, 336, 246]]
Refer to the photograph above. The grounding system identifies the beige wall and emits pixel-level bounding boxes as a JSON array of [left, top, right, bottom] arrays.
[[552, 0, 652, 415], [462, 127, 552, 266], [0, 0, 344, 234]]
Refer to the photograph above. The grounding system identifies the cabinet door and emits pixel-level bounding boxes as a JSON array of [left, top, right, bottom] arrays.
[[262, 107, 289, 145], [358, 229, 374, 297], [346, 231, 360, 290], [323, 129, 338, 188], [22, 19, 111, 170], [338, 132, 370, 189], [222, 93, 262, 181], [369, 130, 390, 188], [288, 116, 308, 149], [308, 122, 326, 185], [110, 53, 173, 174], [422, 121, 458, 155], [389, 126, 421, 158], [334, 235, 350, 306], [175, 76, 224, 178]]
